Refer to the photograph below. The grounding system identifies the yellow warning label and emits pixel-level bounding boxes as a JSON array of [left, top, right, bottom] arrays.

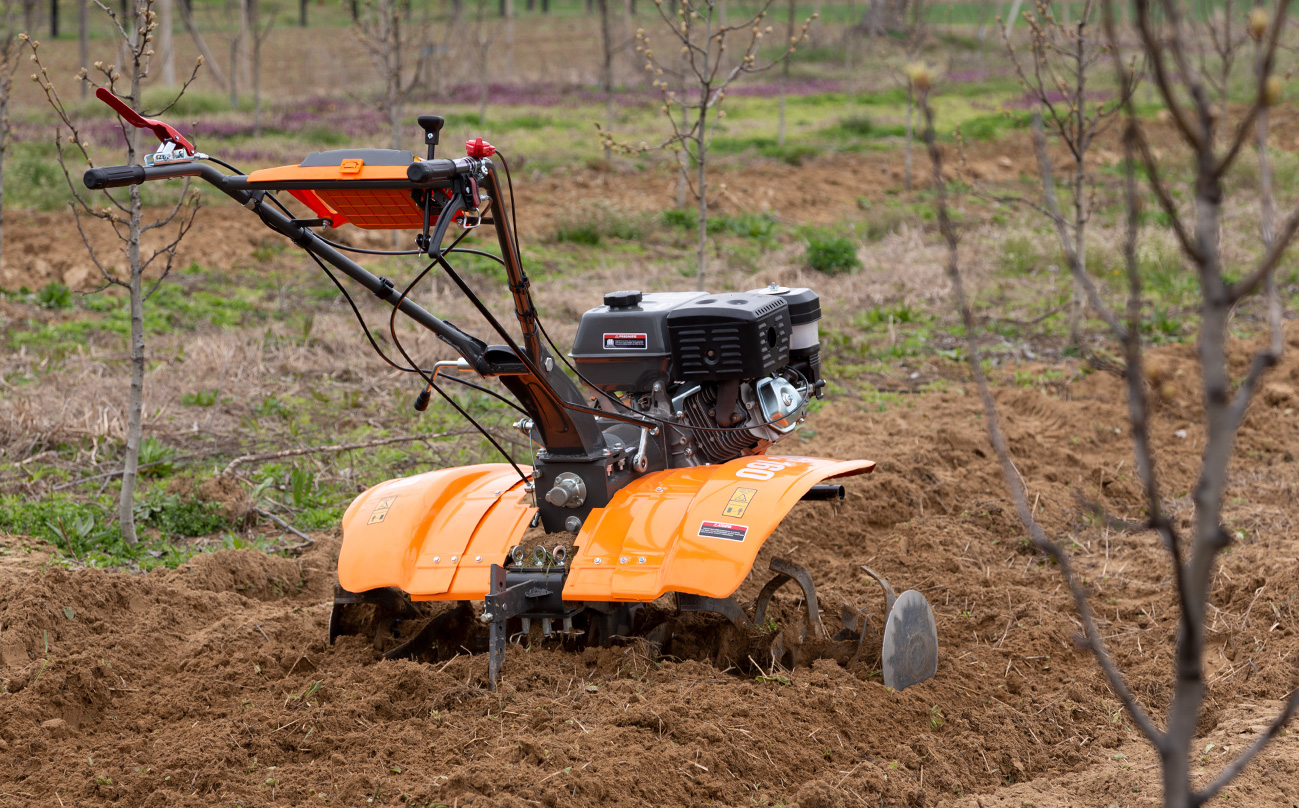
[[368, 495, 398, 525], [723, 487, 757, 519]]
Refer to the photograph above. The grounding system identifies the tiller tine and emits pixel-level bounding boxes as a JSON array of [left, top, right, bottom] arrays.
[[382, 601, 475, 662], [859, 565, 938, 690], [328, 584, 419, 647], [755, 557, 825, 640]]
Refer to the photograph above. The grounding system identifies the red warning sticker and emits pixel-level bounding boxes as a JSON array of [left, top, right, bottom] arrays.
[[603, 332, 648, 350], [698, 520, 749, 542]]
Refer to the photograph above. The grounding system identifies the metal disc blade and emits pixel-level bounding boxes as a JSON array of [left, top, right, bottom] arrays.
[[881, 590, 938, 691]]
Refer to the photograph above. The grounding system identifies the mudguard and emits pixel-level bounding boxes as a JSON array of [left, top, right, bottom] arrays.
[[337, 455, 872, 604], [337, 464, 535, 600], [562, 456, 874, 602]]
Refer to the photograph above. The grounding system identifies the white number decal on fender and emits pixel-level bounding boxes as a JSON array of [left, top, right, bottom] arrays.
[[734, 459, 797, 480]]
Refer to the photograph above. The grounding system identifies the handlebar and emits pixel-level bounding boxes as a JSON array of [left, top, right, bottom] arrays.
[[84, 164, 148, 190], [84, 156, 479, 194]]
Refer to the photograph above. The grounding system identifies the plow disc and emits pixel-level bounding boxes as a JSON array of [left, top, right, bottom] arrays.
[[329, 558, 939, 690]]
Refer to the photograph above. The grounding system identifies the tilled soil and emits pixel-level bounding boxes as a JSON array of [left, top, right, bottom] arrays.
[[5, 331, 1299, 807]]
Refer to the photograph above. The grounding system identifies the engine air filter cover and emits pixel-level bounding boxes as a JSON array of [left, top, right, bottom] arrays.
[[666, 293, 791, 381]]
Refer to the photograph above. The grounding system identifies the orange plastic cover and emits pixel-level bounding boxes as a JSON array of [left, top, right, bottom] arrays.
[[562, 456, 874, 602], [246, 162, 426, 229], [337, 456, 873, 604], [337, 464, 536, 600]]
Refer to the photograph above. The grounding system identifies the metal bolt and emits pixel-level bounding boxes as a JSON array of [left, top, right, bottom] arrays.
[[675, 410, 684, 419], [652, 381, 663, 392], [564, 515, 583, 533], [480, 612, 493, 623], [594, 558, 602, 565], [450, 555, 459, 562], [638, 556, 646, 564], [655, 487, 664, 493], [544, 356, 554, 371], [474, 555, 483, 563], [619, 556, 628, 564]]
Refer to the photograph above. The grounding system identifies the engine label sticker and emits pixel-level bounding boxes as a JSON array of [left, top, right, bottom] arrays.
[[723, 488, 758, 519], [698, 520, 749, 542], [603, 332, 648, 350], [368, 495, 398, 525]]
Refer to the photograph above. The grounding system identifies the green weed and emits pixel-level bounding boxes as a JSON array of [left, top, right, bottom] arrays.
[[137, 436, 176, 477], [804, 230, 860, 275], [38, 282, 73, 310], [182, 389, 220, 407]]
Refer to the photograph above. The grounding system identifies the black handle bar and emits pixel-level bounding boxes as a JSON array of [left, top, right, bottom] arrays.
[[84, 164, 148, 189], [84, 156, 475, 193]]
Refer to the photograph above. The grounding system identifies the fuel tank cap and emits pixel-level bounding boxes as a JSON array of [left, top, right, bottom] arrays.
[[603, 290, 643, 309]]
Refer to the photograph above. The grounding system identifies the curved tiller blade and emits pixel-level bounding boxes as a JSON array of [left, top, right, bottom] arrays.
[[881, 589, 938, 691]]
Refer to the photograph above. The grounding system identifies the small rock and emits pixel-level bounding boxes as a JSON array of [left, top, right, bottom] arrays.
[[997, 155, 1014, 169], [1174, 429, 1187, 439]]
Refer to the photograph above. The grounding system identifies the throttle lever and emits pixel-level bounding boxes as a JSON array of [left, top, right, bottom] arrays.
[[95, 88, 196, 155]]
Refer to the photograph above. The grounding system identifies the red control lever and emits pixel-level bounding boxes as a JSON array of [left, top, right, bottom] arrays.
[[95, 87, 195, 155]]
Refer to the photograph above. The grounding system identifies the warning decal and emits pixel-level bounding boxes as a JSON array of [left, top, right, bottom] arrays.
[[368, 495, 398, 525], [698, 520, 749, 542], [723, 487, 758, 519], [603, 332, 648, 350]]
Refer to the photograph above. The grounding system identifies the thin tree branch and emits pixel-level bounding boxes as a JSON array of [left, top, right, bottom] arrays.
[[919, 85, 1164, 748]]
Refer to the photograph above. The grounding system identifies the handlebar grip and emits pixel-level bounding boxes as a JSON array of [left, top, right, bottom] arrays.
[[406, 159, 458, 185], [84, 164, 147, 190]]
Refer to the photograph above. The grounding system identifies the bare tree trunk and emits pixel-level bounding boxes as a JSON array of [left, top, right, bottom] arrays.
[[676, 39, 690, 209], [477, 36, 489, 125], [503, 0, 513, 78], [252, 0, 263, 136], [178, 0, 228, 89], [777, 0, 794, 146], [695, 132, 707, 291], [160, 0, 175, 84], [120, 78, 145, 547], [904, 83, 913, 191], [79, 0, 88, 98], [50, 0, 58, 37], [598, 0, 613, 156], [237, 0, 251, 94], [300, 0, 307, 26], [0, 84, 7, 277], [386, 0, 402, 149], [228, 33, 239, 106]]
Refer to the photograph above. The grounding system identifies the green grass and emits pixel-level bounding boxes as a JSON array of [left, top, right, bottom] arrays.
[[960, 110, 1032, 142], [7, 281, 265, 350], [0, 490, 228, 569], [555, 207, 642, 245]]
